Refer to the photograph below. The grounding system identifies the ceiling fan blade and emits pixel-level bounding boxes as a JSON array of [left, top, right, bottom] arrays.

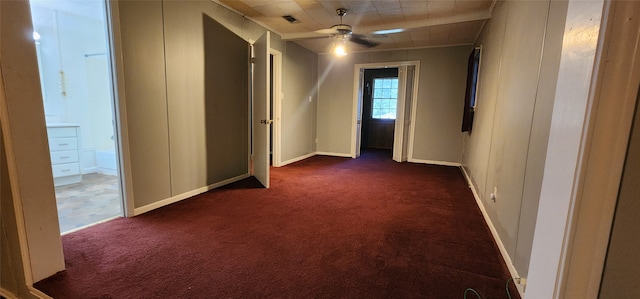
[[363, 33, 388, 38], [315, 28, 340, 35], [353, 33, 387, 39], [288, 35, 332, 41], [349, 36, 380, 48]]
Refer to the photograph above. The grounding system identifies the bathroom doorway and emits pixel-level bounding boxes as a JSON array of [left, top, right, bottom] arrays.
[[29, 0, 123, 234]]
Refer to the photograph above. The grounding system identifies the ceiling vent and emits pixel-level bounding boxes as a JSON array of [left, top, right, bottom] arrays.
[[282, 15, 300, 24]]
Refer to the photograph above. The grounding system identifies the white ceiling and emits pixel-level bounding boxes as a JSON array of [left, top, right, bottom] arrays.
[[214, 0, 496, 54]]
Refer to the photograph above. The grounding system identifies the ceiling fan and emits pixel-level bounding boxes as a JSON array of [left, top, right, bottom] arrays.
[[315, 8, 383, 49]]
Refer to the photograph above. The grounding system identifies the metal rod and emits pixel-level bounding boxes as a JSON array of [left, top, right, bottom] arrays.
[[84, 52, 107, 57]]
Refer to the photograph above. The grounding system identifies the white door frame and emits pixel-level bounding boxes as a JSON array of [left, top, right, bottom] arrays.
[[270, 49, 283, 167], [527, 0, 640, 297], [556, 0, 640, 297], [392, 65, 408, 162], [105, 0, 132, 217], [350, 61, 420, 159]]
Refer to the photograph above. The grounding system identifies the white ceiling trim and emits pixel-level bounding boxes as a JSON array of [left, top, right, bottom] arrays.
[[316, 42, 476, 56]]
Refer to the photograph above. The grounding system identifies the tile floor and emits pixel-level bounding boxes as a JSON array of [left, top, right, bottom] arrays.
[[55, 173, 122, 233]]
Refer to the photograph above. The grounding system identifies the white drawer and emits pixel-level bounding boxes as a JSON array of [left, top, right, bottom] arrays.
[[47, 127, 77, 138], [50, 150, 79, 164], [52, 162, 80, 178], [49, 138, 78, 151]]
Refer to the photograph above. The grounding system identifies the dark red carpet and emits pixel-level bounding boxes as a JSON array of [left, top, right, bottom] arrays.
[[35, 150, 519, 298]]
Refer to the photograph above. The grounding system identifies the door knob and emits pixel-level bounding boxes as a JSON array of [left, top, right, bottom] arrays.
[[260, 119, 273, 124]]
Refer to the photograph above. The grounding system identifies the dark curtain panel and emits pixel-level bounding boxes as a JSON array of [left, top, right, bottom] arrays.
[[461, 48, 481, 132]]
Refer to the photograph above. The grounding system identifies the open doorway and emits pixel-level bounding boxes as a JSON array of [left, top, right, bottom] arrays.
[[29, 0, 124, 233], [269, 49, 282, 167], [352, 62, 419, 162], [270, 54, 274, 165]]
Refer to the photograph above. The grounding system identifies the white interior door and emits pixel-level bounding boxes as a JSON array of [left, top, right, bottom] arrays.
[[393, 66, 408, 162], [252, 31, 270, 188]]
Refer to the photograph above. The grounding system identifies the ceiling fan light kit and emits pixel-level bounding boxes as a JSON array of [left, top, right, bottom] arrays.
[[332, 41, 348, 57]]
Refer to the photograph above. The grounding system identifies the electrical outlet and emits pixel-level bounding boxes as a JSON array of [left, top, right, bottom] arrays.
[[490, 186, 497, 202], [517, 278, 527, 285], [514, 277, 527, 293]]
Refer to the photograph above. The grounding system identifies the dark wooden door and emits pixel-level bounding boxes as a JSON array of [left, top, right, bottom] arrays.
[[362, 68, 399, 150]]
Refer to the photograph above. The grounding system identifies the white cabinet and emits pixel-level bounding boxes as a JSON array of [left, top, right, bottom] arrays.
[[47, 124, 82, 186]]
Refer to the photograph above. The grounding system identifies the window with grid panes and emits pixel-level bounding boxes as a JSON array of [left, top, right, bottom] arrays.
[[372, 78, 398, 119]]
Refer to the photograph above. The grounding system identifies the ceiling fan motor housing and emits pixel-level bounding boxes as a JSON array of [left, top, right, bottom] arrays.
[[332, 24, 353, 35], [332, 8, 353, 35]]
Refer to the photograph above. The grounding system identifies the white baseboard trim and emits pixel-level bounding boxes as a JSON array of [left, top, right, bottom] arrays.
[[29, 286, 53, 299], [279, 152, 316, 167], [97, 168, 118, 176], [315, 151, 352, 158], [82, 167, 98, 174], [408, 158, 461, 167], [460, 166, 525, 297], [133, 173, 250, 216], [1, 286, 49, 299], [0, 287, 18, 299]]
